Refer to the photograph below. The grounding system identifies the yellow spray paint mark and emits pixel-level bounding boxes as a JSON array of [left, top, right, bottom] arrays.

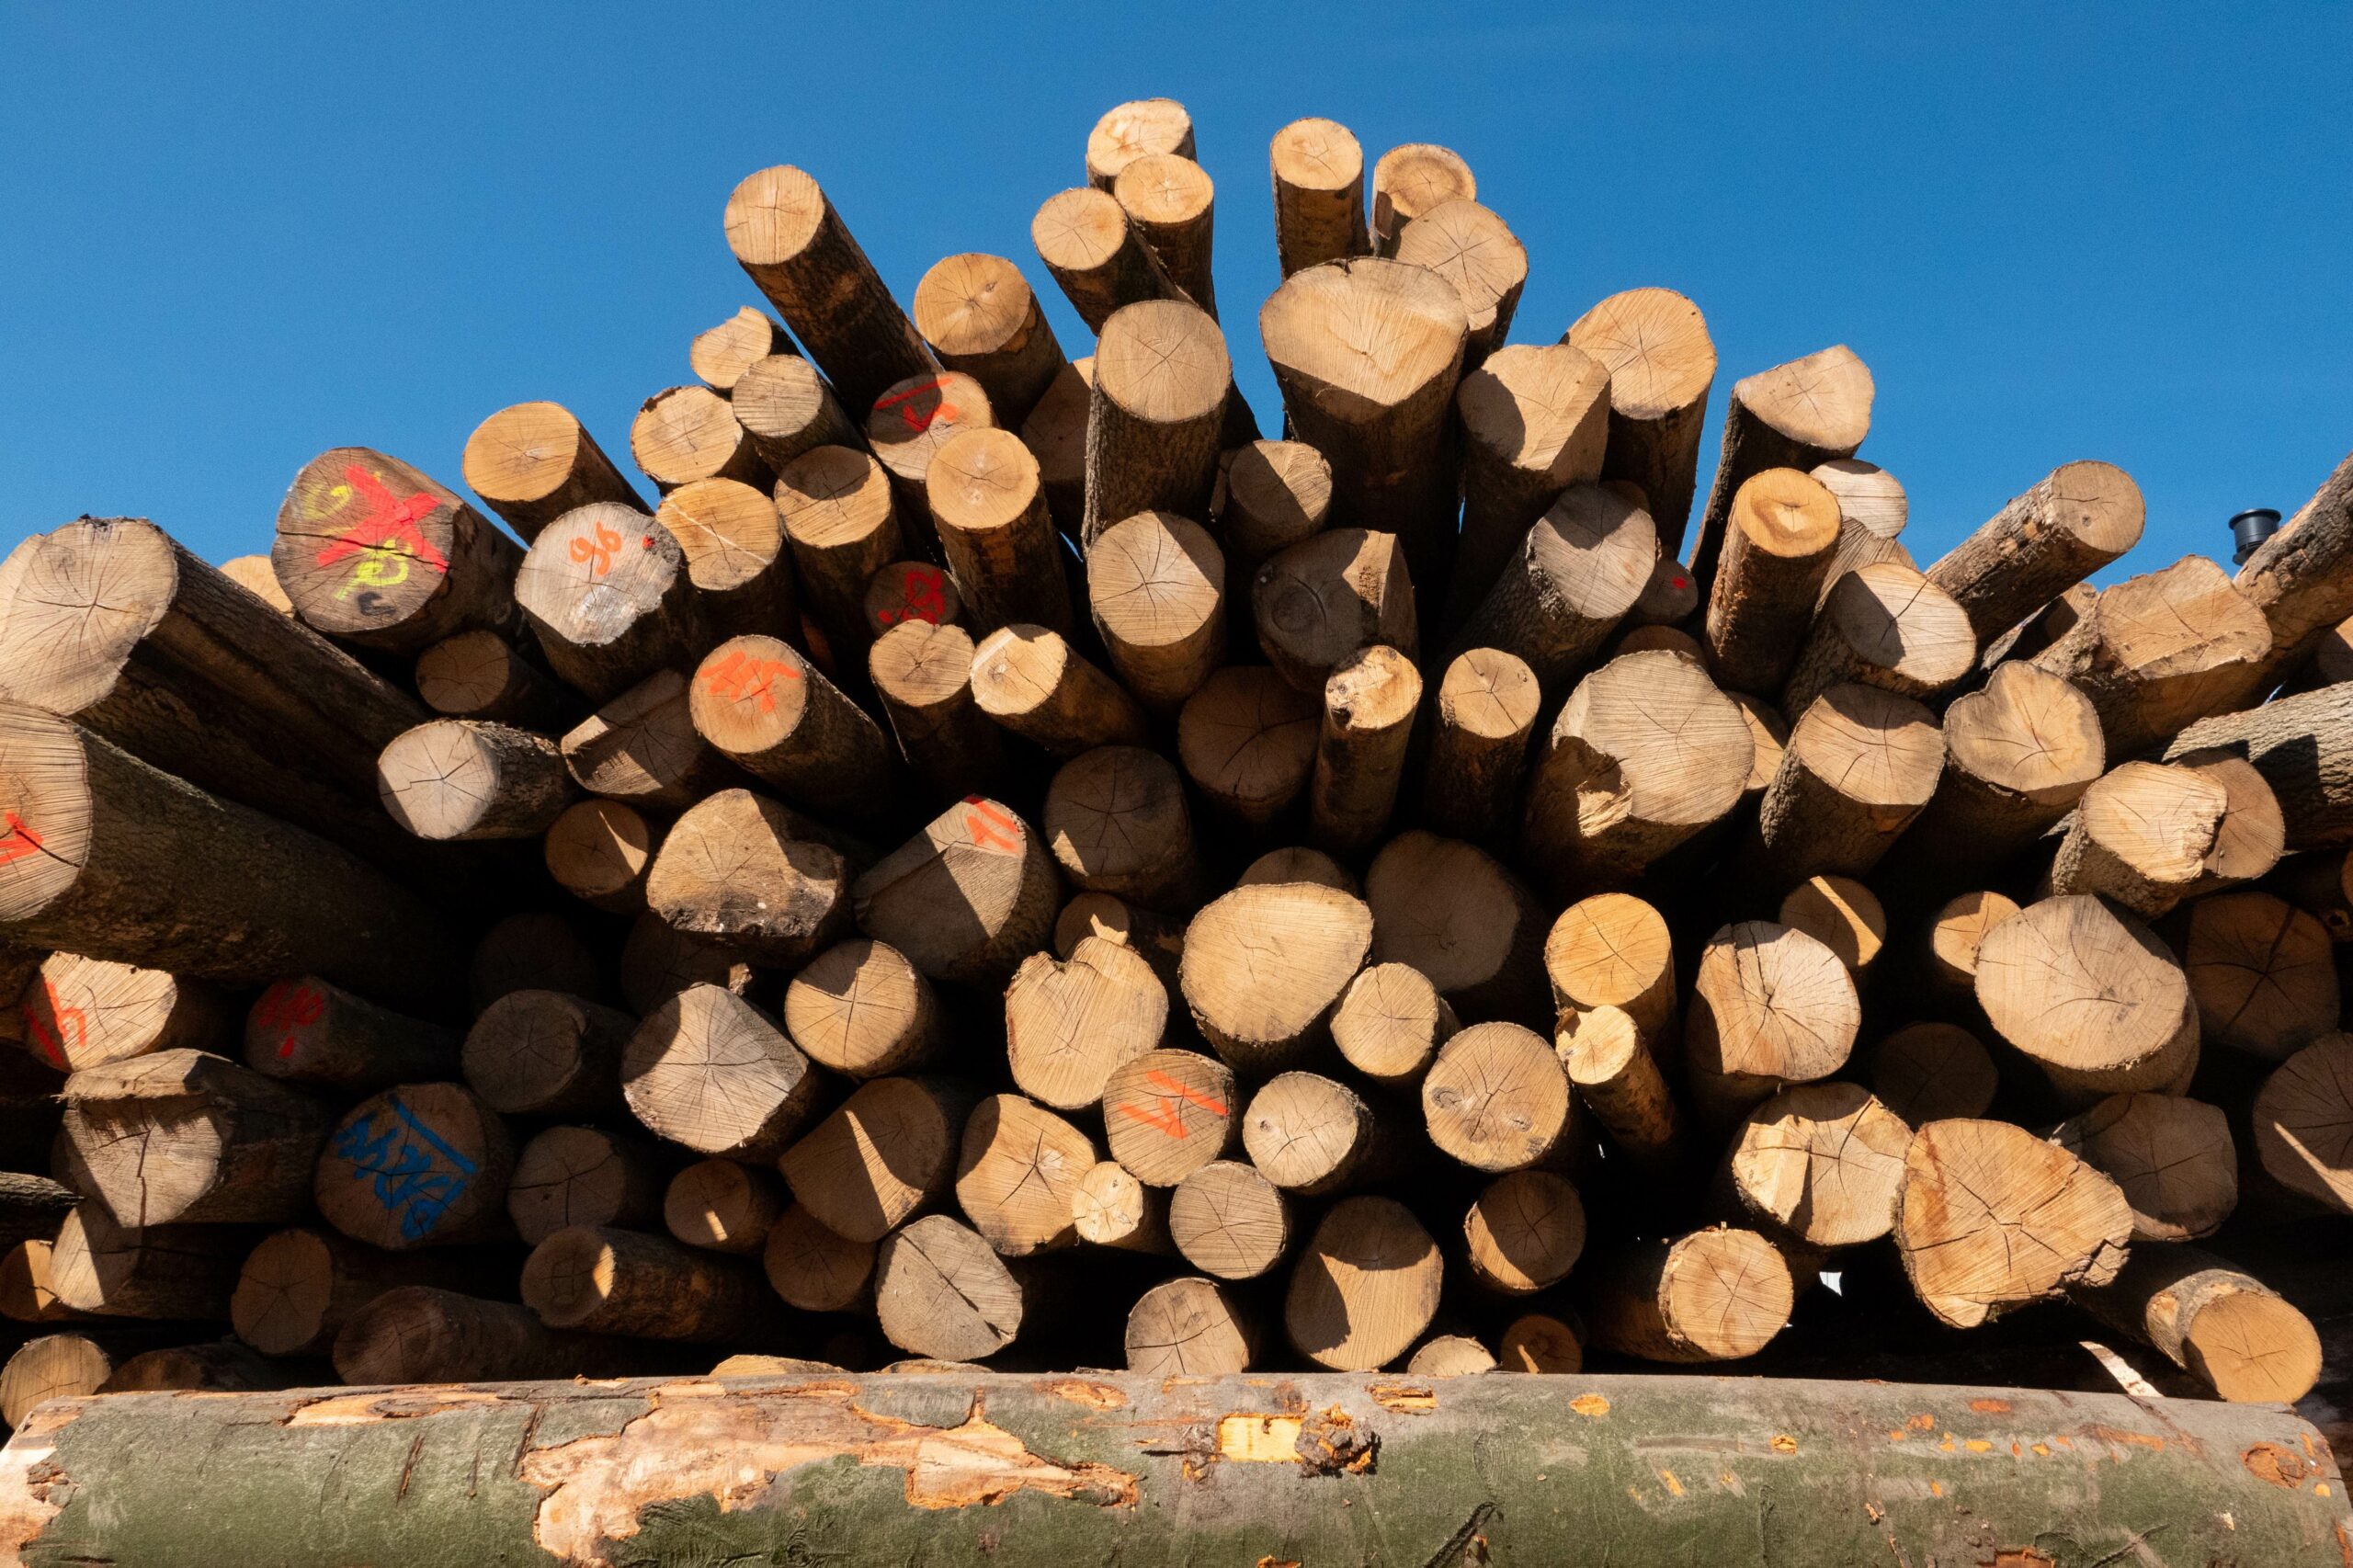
[[1217, 1415, 1303, 1463], [1570, 1393, 1610, 1417], [1657, 1468, 1685, 1496], [1769, 1435, 1798, 1456]]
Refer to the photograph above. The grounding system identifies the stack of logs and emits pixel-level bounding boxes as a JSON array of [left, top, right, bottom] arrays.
[[3, 96, 2353, 1434]]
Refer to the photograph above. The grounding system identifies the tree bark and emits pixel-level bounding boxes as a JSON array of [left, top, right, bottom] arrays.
[[1702, 468, 1843, 697], [1924, 460, 2146, 643], [2162, 679, 2353, 850], [1688, 347, 1873, 596], [460, 401, 644, 542]]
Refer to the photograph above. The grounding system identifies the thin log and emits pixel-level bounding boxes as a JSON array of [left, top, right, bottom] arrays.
[[1810, 459, 1912, 603], [1446, 345, 1610, 628], [1776, 874, 1886, 974], [1054, 893, 1186, 994], [460, 402, 643, 541], [1586, 1227, 1793, 1362], [954, 1094, 1097, 1256], [869, 619, 1008, 802], [1269, 117, 1366, 276], [1086, 98, 1195, 190], [1497, 1313, 1583, 1373], [1742, 683, 1943, 886], [1725, 1082, 1910, 1249], [376, 719, 574, 841], [1923, 461, 2146, 643], [2051, 1092, 2236, 1243], [1781, 562, 1974, 716], [618, 915, 754, 1017], [1421, 1022, 1573, 1173], [1169, 1161, 1293, 1281], [1392, 198, 1523, 370], [654, 477, 800, 642], [1087, 512, 1224, 710], [1022, 357, 1094, 538], [2253, 1034, 2353, 1212], [1113, 154, 1217, 317], [1310, 645, 1420, 853], [863, 559, 961, 639], [1029, 188, 1185, 335], [688, 307, 787, 392], [460, 989, 631, 1119], [1406, 1334, 1495, 1375], [775, 446, 906, 655], [1687, 347, 1873, 593], [927, 427, 1072, 636], [689, 634, 902, 828], [514, 503, 707, 701], [866, 371, 993, 539], [1242, 1071, 1397, 1196], [508, 1124, 665, 1246], [335, 1287, 643, 1383], [665, 1160, 784, 1256], [1557, 1005, 1678, 1168], [1072, 1161, 1171, 1255], [872, 1214, 1032, 1361], [314, 1083, 515, 1251], [1452, 480, 1660, 701], [2232, 448, 2353, 693], [1420, 648, 1540, 843], [970, 625, 1148, 755], [415, 631, 577, 732], [1215, 439, 1331, 585], [1370, 142, 1475, 254], [733, 352, 859, 474], [1880, 662, 2104, 887], [2074, 1244, 2324, 1403]]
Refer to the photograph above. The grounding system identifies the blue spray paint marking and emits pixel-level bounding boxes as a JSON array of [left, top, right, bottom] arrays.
[[332, 1098, 479, 1242]]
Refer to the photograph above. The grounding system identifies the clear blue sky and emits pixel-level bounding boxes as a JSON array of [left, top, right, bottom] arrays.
[[4, 2, 2347, 581]]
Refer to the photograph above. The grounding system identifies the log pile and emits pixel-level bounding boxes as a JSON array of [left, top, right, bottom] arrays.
[[3, 99, 2353, 1457]]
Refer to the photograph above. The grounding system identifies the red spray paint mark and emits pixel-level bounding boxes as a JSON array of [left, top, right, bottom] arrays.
[[1112, 1071, 1228, 1139], [702, 647, 801, 713], [568, 518, 624, 576], [0, 812, 42, 867], [961, 797, 1020, 853], [23, 981, 84, 1071], [315, 465, 450, 574], [876, 566, 948, 628], [872, 381, 958, 434], [254, 981, 326, 1060]]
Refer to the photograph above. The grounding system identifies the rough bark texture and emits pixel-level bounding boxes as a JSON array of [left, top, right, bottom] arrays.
[[1452, 483, 1655, 702], [1269, 117, 1367, 276], [1029, 188, 1188, 335], [1420, 648, 1540, 844], [1924, 460, 2146, 643], [2231, 446, 2353, 695], [2164, 681, 2353, 850]]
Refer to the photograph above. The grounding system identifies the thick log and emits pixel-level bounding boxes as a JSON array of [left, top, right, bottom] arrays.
[[1563, 287, 1717, 555], [1688, 347, 1873, 594], [543, 799, 657, 914], [1870, 1021, 1999, 1124], [1030, 188, 1186, 335], [62, 1050, 329, 1227], [630, 384, 769, 493], [2162, 681, 2353, 850], [523, 1224, 772, 1343], [314, 1083, 514, 1251], [1977, 894, 2198, 1104], [1702, 468, 1842, 696], [912, 254, 1067, 426], [1254, 528, 1417, 695], [868, 619, 1008, 801], [2233, 448, 2353, 693], [779, 1076, 966, 1244], [1420, 648, 1539, 843], [2074, 1244, 2324, 1403], [1370, 142, 1475, 254], [1285, 1196, 1442, 1370], [774, 446, 905, 654], [460, 988, 632, 1120], [2052, 1092, 2235, 1243], [0, 704, 458, 1007], [653, 478, 799, 642], [334, 1287, 643, 1384], [376, 719, 574, 841], [1776, 874, 1885, 974], [415, 631, 577, 732], [1557, 1005, 1679, 1167], [1125, 1275, 1254, 1374], [1444, 344, 1608, 625], [460, 402, 643, 542], [2182, 890, 2339, 1061], [1113, 154, 1218, 318], [1586, 1227, 1793, 1362], [926, 427, 1071, 637], [872, 1214, 1032, 1361], [1881, 663, 2104, 887], [954, 1095, 1097, 1256], [49, 1203, 247, 1319], [1215, 439, 1330, 590], [1, 1333, 166, 1426], [733, 352, 858, 475], [1518, 650, 1753, 893], [1451, 483, 1654, 702], [689, 635, 901, 828], [1924, 461, 2146, 643], [1087, 512, 1224, 710], [1260, 259, 1468, 596], [1781, 562, 1974, 717], [1168, 1160, 1292, 1281], [853, 795, 1061, 985], [1462, 1168, 1585, 1295], [723, 165, 936, 416], [1681, 921, 1859, 1125], [1268, 117, 1366, 276], [969, 625, 1149, 756], [231, 1226, 504, 1358], [665, 1160, 784, 1256], [1043, 746, 1197, 910], [762, 1202, 873, 1312], [1005, 937, 1166, 1111], [1070, 1161, 1171, 1255], [1179, 881, 1372, 1074], [2251, 1034, 2353, 1212], [782, 937, 941, 1081], [1421, 1021, 1572, 1173], [644, 788, 852, 966], [514, 504, 707, 702], [1100, 1048, 1237, 1187], [19, 951, 225, 1073], [1310, 646, 1419, 853], [1392, 199, 1522, 370], [1725, 1082, 1910, 1249], [272, 448, 524, 653], [1365, 832, 1546, 1024], [688, 307, 787, 392], [1743, 683, 1943, 887], [621, 984, 819, 1164], [866, 372, 993, 538], [2028, 554, 2271, 756], [1893, 1118, 2132, 1328]]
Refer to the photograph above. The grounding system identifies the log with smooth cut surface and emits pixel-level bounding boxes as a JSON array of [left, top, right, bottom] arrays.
[[1086, 300, 1231, 546], [774, 445, 904, 653], [1252, 528, 1417, 695], [1462, 1168, 1586, 1295], [1781, 562, 1974, 717], [2051, 1092, 2235, 1243], [872, 1213, 1031, 1361], [522, 1224, 772, 1343], [761, 1202, 872, 1312], [217, 555, 291, 613], [1745, 683, 1943, 886], [415, 629, 575, 731], [1100, 1048, 1237, 1187], [1975, 894, 2197, 1104], [559, 671, 737, 812], [1776, 875, 1886, 974], [48, 1203, 245, 1319], [954, 1095, 1097, 1256], [1703, 468, 1843, 697], [313, 1083, 515, 1251], [644, 789, 851, 967], [1330, 962, 1458, 1088], [1421, 1021, 1573, 1173], [1391, 199, 1524, 369], [689, 635, 901, 828], [868, 619, 1008, 801], [1178, 881, 1372, 1074], [779, 1076, 966, 1244], [852, 794, 1061, 986], [1809, 459, 1912, 602], [1883, 664, 2104, 888], [866, 372, 993, 537], [514, 504, 707, 702], [1284, 1194, 1442, 1370], [688, 307, 786, 392], [1445, 344, 1609, 625], [376, 719, 574, 842], [1043, 746, 1197, 910], [1113, 154, 1218, 318], [1451, 483, 1656, 700], [1029, 188, 1186, 335], [970, 624, 1149, 756], [62, 1050, 330, 1228], [1586, 1227, 1793, 1363], [230, 1226, 499, 1358], [1086, 97, 1194, 188], [2045, 761, 2234, 918], [1124, 1275, 1255, 1375], [1870, 1022, 1999, 1124], [1088, 512, 1224, 711], [2162, 680, 2353, 851], [1563, 286, 1717, 554], [911, 253, 1067, 426], [1557, 1006, 1678, 1166], [1216, 438, 1331, 580], [1688, 347, 1873, 593], [2250, 1033, 2353, 1213], [1365, 831, 1548, 1024], [1915, 891, 2022, 1008], [1893, 1118, 2132, 1329], [1005, 937, 1166, 1111], [1681, 921, 1859, 1125], [2181, 891, 2340, 1061], [733, 353, 858, 474], [1168, 1160, 1292, 1280], [1725, 1082, 1910, 1249], [653, 477, 797, 642], [926, 426, 1070, 637], [1070, 1161, 1169, 1255], [460, 401, 643, 542], [2074, 1244, 2325, 1403], [1269, 117, 1366, 275], [1241, 1072, 1392, 1197], [665, 1160, 783, 1256], [2027, 553, 2271, 756], [506, 1125, 667, 1247], [1310, 646, 1419, 854], [1545, 892, 1677, 1041], [543, 799, 658, 914], [1421, 648, 1540, 843], [1370, 142, 1474, 254], [23, 951, 226, 1073], [781, 937, 940, 1080], [1925, 460, 2147, 643], [630, 384, 768, 493], [620, 984, 820, 1163]]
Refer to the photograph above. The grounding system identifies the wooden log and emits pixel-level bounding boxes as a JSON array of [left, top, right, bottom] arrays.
[[1809, 458, 1912, 603], [1444, 344, 1609, 626], [1421, 1021, 1573, 1173], [542, 799, 657, 915], [653, 477, 799, 642], [1178, 881, 1372, 1074], [774, 445, 905, 653], [1682, 922, 1860, 1125], [1285, 1196, 1443, 1370], [1462, 1168, 1586, 1295], [1030, 188, 1185, 335], [1043, 746, 1197, 910], [2265, 846, 2353, 942], [1269, 117, 1366, 277], [1240, 1071, 1392, 1196], [471, 912, 605, 1013], [1407, 1334, 1496, 1375], [618, 915, 754, 1016], [1330, 963, 1458, 1090], [334, 1286, 641, 1384], [1087, 512, 1224, 710], [1086, 97, 1194, 189], [621, 984, 820, 1163], [1237, 846, 1358, 893], [1005, 937, 1166, 1112], [460, 401, 642, 542], [643, 788, 852, 966], [18, 952, 226, 1074], [970, 625, 1147, 756], [1688, 347, 1874, 594], [912, 254, 1067, 426], [1112, 154, 1217, 317], [0, 1177, 74, 1264], [868, 619, 1007, 801], [2045, 760, 2238, 917], [1923, 461, 2147, 643], [2182, 891, 2338, 1061], [2025, 555, 2270, 756], [415, 631, 576, 731], [1976, 893, 2198, 1103], [1586, 1227, 1794, 1362], [50, 1203, 246, 1318], [2162, 680, 2353, 850], [866, 372, 993, 540], [630, 384, 769, 493], [0, 705, 458, 1006], [1870, 1021, 1999, 1123], [1254, 528, 1418, 695], [689, 307, 787, 392], [1776, 875, 1885, 974], [1725, 1082, 1910, 1249], [1125, 1276, 1253, 1374], [1701, 468, 1843, 697], [216, 556, 291, 614], [1369, 142, 1474, 254], [1420, 648, 1540, 843], [1101, 1048, 1237, 1187], [522, 1224, 770, 1342], [313, 1083, 514, 1251], [1168, 1160, 1292, 1281], [231, 1226, 502, 1358], [506, 1126, 667, 1246], [1629, 552, 1701, 629], [1310, 645, 1419, 853], [665, 1160, 783, 1256], [872, 1213, 1032, 1361], [1365, 832, 1547, 1024], [1260, 259, 1468, 596], [1539, 896, 1682, 1050], [1563, 287, 1717, 555], [688, 635, 901, 828], [61, 1050, 329, 1227], [1497, 1313, 1584, 1373], [926, 427, 1071, 637], [733, 351, 859, 475], [761, 1202, 873, 1312], [782, 937, 940, 1081], [375, 719, 573, 842], [1781, 562, 1974, 717], [2252, 1033, 2353, 1212], [514, 504, 707, 702], [271, 448, 523, 653], [779, 1076, 966, 1244], [864, 559, 961, 638], [723, 165, 935, 415], [1881, 662, 2105, 887], [1557, 1005, 1679, 1167], [97, 1340, 293, 1398], [1020, 357, 1094, 540], [2051, 1091, 2235, 1243], [2073, 1244, 2324, 1403], [2232, 449, 2353, 694], [852, 795, 1060, 985], [1215, 438, 1331, 585], [954, 1095, 1097, 1256], [1518, 650, 1753, 893], [1060, 892, 1186, 998], [1744, 683, 1944, 886], [2, 1334, 119, 1426], [1392, 199, 1523, 370], [1070, 1161, 1170, 1254], [1893, 1118, 2132, 1328]]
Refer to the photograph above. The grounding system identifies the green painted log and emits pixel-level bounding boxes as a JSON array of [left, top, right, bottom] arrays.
[[0, 1372, 2347, 1565]]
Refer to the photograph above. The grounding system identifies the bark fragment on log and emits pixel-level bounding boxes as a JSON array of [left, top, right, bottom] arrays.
[[852, 794, 1061, 986], [1883, 663, 2103, 886], [1178, 881, 1372, 1074], [774, 445, 905, 654], [779, 1076, 964, 1244], [1781, 562, 1974, 717], [460, 401, 643, 541], [523, 1224, 771, 1343], [1030, 188, 1186, 335], [514, 503, 707, 702], [1462, 1168, 1585, 1294], [781, 937, 940, 1081], [1370, 142, 1475, 254], [1703, 468, 1843, 697], [1725, 1082, 1910, 1249], [1005, 937, 1166, 1111], [665, 1159, 783, 1256], [1101, 1048, 1237, 1187], [1269, 117, 1366, 276], [1087, 512, 1224, 711], [969, 625, 1149, 756], [2162, 680, 2353, 850], [1254, 528, 1417, 695], [1453, 481, 1655, 703], [2232, 448, 2353, 694], [1688, 347, 1873, 594], [1392, 199, 1524, 369], [1125, 1275, 1253, 1374], [1586, 1226, 1793, 1362], [1975, 894, 2197, 1104], [872, 1213, 1030, 1360], [1870, 1021, 1999, 1124], [63, 1049, 330, 1227], [630, 384, 770, 493], [1745, 683, 1943, 886], [2073, 1243, 2324, 1403], [654, 477, 800, 642], [868, 619, 1007, 802], [926, 426, 1072, 637], [376, 719, 574, 842], [1421, 1021, 1573, 1173], [912, 253, 1067, 427], [1421, 648, 1540, 843], [1445, 344, 1609, 625], [1564, 287, 1717, 555], [1924, 461, 2146, 643], [689, 635, 900, 827], [2028, 553, 2271, 757], [1365, 831, 1547, 1024], [1681, 921, 1859, 1124], [1112, 154, 1218, 320], [415, 631, 576, 732], [688, 307, 787, 392], [543, 799, 657, 914], [954, 1094, 1097, 1256], [2182, 890, 2339, 1062], [2051, 1092, 2235, 1243], [2251, 1034, 2353, 1212], [1893, 1118, 2132, 1328]]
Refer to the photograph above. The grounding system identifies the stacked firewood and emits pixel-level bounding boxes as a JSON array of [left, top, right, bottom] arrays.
[[2, 97, 2352, 1429]]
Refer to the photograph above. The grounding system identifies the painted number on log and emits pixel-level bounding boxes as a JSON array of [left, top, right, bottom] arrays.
[[703, 648, 802, 712], [314, 465, 451, 607], [254, 981, 326, 1059], [0, 812, 41, 867], [568, 518, 627, 577], [877, 566, 948, 628], [1114, 1070, 1228, 1138], [21, 980, 85, 1072], [332, 1098, 479, 1242], [961, 797, 1021, 854]]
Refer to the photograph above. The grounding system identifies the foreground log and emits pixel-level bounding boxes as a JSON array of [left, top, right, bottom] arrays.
[[1893, 1119, 2132, 1328], [1586, 1227, 1793, 1363], [2232, 448, 2353, 693], [6, 1371, 2345, 1564], [911, 253, 1067, 426], [1451, 483, 1655, 699], [1178, 881, 1372, 1074], [1881, 663, 2104, 887], [376, 719, 574, 841], [514, 505, 707, 702], [62, 1051, 331, 1227], [2073, 1243, 2324, 1403], [1688, 347, 1873, 593], [2162, 681, 2353, 850], [1563, 287, 1717, 554], [2027, 554, 2271, 756], [460, 402, 643, 542], [1923, 461, 2146, 643], [1268, 117, 1366, 276], [1975, 894, 2197, 1103]]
